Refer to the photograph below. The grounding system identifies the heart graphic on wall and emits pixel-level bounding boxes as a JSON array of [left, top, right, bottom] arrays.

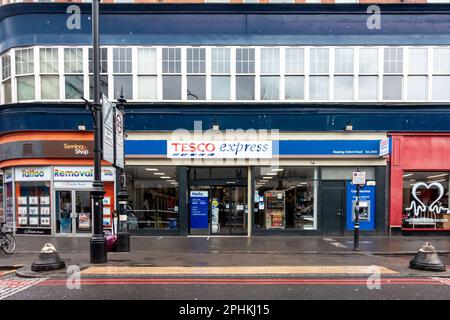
[[410, 182, 445, 216]]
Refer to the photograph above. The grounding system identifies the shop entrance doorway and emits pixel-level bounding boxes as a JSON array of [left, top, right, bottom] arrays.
[[321, 181, 346, 235], [189, 167, 248, 236], [55, 190, 93, 235]]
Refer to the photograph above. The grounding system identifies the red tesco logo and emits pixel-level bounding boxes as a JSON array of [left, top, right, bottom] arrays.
[[171, 142, 216, 153]]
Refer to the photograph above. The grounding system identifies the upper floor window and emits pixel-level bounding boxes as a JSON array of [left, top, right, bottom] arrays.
[[89, 47, 108, 99], [334, 48, 354, 101], [162, 47, 181, 100], [433, 48, 450, 74], [2, 54, 11, 80], [432, 48, 450, 100], [16, 48, 34, 75], [40, 48, 59, 100], [64, 48, 83, 100], [310, 48, 329, 74], [187, 48, 206, 100], [358, 48, 378, 101], [137, 48, 157, 100], [16, 48, 35, 101], [285, 48, 304, 101], [211, 48, 231, 101], [260, 48, 280, 100], [236, 48, 255, 100], [359, 48, 378, 74], [383, 48, 403, 100], [384, 48, 403, 74], [1, 54, 12, 104], [64, 48, 83, 74], [113, 48, 132, 99], [310, 48, 329, 100], [89, 47, 108, 74], [407, 48, 428, 101]]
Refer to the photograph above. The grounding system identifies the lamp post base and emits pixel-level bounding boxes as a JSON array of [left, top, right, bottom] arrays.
[[90, 235, 107, 263]]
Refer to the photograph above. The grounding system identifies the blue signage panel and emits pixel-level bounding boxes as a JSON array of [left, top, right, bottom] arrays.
[[278, 140, 381, 156], [190, 191, 209, 229], [125, 139, 386, 157], [346, 181, 376, 231]]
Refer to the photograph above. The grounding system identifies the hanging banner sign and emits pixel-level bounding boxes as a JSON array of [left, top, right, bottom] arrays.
[[102, 94, 115, 164], [115, 108, 125, 169], [167, 141, 272, 159]]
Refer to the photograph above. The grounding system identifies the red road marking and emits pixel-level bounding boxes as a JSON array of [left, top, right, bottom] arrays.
[[32, 277, 448, 287]]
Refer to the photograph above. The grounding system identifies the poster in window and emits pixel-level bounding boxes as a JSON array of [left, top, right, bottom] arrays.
[[18, 217, 28, 225], [40, 207, 50, 216], [29, 197, 39, 205], [103, 197, 111, 205], [103, 217, 111, 226], [29, 207, 39, 215], [29, 217, 39, 225], [103, 207, 111, 216], [78, 213, 90, 229], [40, 196, 50, 205], [18, 197, 27, 205], [40, 217, 50, 226], [18, 206, 28, 215]]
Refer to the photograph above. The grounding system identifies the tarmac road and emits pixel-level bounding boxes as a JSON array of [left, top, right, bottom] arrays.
[[1, 273, 449, 301]]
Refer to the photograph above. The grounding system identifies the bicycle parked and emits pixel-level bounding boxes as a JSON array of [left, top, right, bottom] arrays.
[[0, 222, 16, 254]]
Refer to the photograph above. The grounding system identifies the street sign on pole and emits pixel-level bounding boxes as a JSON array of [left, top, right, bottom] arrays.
[[102, 94, 114, 164], [352, 171, 366, 185], [115, 108, 124, 169]]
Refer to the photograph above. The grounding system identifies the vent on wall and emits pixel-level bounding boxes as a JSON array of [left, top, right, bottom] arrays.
[[23, 143, 33, 156]]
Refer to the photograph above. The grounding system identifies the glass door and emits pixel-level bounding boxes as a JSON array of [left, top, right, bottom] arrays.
[[211, 185, 247, 235], [75, 191, 93, 233], [55, 190, 73, 234], [55, 190, 93, 235]]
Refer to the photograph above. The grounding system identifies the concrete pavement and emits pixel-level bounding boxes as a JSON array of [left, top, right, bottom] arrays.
[[0, 235, 447, 278]]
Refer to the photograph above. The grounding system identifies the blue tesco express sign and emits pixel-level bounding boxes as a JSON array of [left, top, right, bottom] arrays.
[[190, 191, 209, 229], [346, 181, 376, 231]]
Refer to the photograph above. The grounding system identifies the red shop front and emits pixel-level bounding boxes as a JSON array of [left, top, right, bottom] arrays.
[[390, 133, 450, 235]]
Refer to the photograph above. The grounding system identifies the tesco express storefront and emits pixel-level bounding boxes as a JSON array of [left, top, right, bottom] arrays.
[[123, 132, 389, 237]]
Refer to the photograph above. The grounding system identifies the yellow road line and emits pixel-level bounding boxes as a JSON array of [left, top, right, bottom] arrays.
[[82, 265, 398, 275]]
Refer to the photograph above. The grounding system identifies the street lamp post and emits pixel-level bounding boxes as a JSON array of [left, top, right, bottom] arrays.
[[89, 0, 107, 263], [115, 94, 130, 252]]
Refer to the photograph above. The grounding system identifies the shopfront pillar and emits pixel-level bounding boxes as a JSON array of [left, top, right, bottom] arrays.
[[177, 166, 189, 236], [247, 166, 252, 237]]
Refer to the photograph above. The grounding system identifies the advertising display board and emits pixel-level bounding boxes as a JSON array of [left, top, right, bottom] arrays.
[[190, 191, 209, 229]]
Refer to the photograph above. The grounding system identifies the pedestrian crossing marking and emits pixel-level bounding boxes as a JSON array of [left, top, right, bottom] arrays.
[[82, 265, 398, 275], [0, 276, 47, 300]]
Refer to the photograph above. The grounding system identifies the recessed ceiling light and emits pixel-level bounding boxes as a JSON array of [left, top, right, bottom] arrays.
[[154, 172, 165, 175], [403, 173, 413, 177], [271, 168, 284, 172], [161, 176, 171, 179], [426, 173, 448, 179], [266, 172, 277, 176], [145, 168, 158, 171]]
